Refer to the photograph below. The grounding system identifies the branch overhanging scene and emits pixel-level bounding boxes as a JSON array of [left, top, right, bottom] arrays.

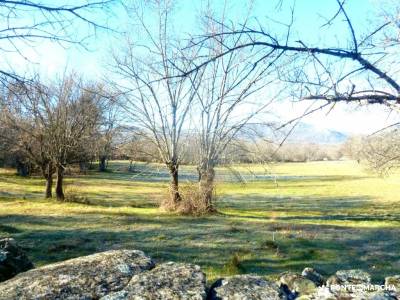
[[0, 0, 400, 299]]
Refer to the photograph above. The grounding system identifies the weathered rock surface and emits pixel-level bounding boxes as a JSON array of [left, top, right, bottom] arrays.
[[298, 270, 396, 300], [301, 267, 325, 286], [1, 242, 399, 300], [102, 262, 206, 300], [208, 274, 281, 300], [0, 238, 33, 282], [0, 249, 154, 300], [298, 286, 395, 300], [384, 275, 400, 299], [279, 272, 317, 299], [331, 269, 371, 285]]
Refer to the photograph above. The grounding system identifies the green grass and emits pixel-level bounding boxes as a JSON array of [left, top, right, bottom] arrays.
[[0, 160, 399, 283]]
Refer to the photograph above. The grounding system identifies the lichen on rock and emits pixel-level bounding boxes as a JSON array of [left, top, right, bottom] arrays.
[[209, 274, 281, 300], [0, 249, 154, 300], [102, 261, 207, 300]]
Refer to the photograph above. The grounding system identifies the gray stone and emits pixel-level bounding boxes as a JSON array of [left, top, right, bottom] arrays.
[[334, 269, 371, 285], [292, 277, 317, 295], [101, 262, 206, 300], [301, 284, 396, 300], [0, 238, 33, 282], [279, 272, 301, 289], [278, 272, 316, 298], [0, 249, 154, 300], [209, 274, 281, 300], [385, 275, 400, 295], [301, 267, 325, 286]]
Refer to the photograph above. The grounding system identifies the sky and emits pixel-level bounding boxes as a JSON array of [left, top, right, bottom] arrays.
[[2, 0, 398, 136]]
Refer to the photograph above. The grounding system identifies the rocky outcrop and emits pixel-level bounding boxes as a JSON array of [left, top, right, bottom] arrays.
[[208, 274, 281, 300], [0, 245, 398, 300], [0, 238, 33, 282], [102, 262, 206, 300], [0, 250, 154, 300]]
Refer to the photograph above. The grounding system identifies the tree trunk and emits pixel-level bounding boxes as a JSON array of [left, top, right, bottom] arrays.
[[40, 162, 54, 198], [199, 166, 215, 211], [168, 163, 181, 208], [16, 158, 29, 177], [45, 175, 53, 198], [99, 156, 107, 172], [55, 166, 65, 201]]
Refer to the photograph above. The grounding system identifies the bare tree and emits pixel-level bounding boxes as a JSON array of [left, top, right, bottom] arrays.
[[0, 0, 116, 85], [1, 75, 103, 200], [190, 7, 282, 211], [188, 0, 400, 116], [110, 0, 202, 209], [355, 130, 400, 175]]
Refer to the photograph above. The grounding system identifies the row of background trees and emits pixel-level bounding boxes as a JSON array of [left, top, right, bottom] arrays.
[[0, 0, 399, 213]]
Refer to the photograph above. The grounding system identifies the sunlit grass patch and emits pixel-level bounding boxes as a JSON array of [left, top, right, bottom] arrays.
[[0, 160, 399, 283]]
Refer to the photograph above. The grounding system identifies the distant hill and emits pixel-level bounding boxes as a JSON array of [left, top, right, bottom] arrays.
[[285, 123, 348, 144]]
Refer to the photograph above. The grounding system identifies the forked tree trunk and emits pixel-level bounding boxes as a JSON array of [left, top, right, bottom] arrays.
[[55, 166, 65, 201], [198, 166, 215, 212]]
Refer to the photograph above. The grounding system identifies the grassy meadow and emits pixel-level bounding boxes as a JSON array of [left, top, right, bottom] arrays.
[[0, 160, 399, 283]]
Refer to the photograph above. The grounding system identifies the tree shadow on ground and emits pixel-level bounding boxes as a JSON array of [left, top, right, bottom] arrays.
[[0, 207, 399, 284]]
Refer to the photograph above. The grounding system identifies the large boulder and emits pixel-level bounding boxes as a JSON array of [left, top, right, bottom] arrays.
[[0, 238, 33, 282], [0, 249, 154, 300], [208, 274, 281, 300], [101, 262, 207, 300], [327, 269, 371, 286]]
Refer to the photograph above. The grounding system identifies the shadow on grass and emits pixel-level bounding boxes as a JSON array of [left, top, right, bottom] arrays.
[[1, 210, 399, 283]]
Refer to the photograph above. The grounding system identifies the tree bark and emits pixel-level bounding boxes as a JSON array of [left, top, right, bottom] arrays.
[[199, 165, 215, 211], [45, 175, 53, 198], [99, 156, 107, 172], [168, 163, 181, 207], [55, 166, 65, 201], [42, 162, 54, 198]]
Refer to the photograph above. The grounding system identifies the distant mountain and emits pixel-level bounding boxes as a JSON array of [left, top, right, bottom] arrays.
[[285, 123, 348, 144], [240, 122, 348, 144]]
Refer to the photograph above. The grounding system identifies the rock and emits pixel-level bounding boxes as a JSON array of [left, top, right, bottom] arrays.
[[0, 238, 33, 282], [302, 281, 396, 300], [101, 262, 206, 300], [278, 272, 316, 298], [385, 275, 400, 291], [209, 274, 281, 300], [292, 277, 317, 295], [301, 267, 325, 286], [279, 272, 301, 289], [326, 275, 340, 286], [0, 249, 154, 300], [383, 275, 400, 299], [334, 269, 371, 285]]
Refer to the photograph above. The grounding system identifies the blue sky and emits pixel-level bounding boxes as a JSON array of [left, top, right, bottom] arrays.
[[2, 0, 397, 135]]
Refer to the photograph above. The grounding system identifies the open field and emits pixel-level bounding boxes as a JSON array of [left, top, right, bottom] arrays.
[[0, 160, 399, 283]]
